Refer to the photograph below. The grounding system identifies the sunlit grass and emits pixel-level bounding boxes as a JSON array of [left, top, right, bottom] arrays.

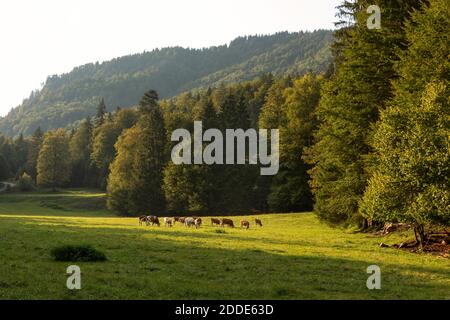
[[0, 190, 110, 217]]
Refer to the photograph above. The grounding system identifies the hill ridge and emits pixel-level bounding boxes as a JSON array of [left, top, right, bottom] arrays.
[[0, 30, 333, 136]]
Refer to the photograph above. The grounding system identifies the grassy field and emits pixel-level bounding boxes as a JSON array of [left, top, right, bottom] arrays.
[[0, 190, 449, 300]]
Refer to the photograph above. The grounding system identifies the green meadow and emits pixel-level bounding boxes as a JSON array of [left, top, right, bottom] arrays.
[[0, 190, 449, 300]]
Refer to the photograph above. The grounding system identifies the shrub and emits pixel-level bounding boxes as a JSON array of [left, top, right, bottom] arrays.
[[51, 245, 107, 262]]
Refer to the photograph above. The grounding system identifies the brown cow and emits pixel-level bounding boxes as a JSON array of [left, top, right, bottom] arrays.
[[178, 217, 186, 224], [255, 219, 263, 227], [211, 218, 221, 226], [147, 216, 160, 227], [220, 218, 235, 228], [241, 220, 250, 230], [139, 215, 148, 226]]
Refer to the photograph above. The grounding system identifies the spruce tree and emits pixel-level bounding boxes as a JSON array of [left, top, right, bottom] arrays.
[[216, 90, 255, 213], [304, 0, 422, 224], [96, 98, 107, 126], [69, 118, 93, 187], [163, 97, 217, 214], [0, 154, 10, 180]]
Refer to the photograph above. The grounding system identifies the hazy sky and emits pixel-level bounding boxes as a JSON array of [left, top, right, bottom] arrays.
[[0, 0, 341, 117]]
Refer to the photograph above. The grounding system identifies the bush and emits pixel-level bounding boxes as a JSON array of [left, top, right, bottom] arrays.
[[51, 245, 107, 262]]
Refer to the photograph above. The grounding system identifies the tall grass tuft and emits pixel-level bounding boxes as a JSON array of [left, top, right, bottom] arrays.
[[51, 245, 107, 262]]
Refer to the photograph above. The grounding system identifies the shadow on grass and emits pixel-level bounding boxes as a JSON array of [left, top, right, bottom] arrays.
[[0, 196, 112, 217]]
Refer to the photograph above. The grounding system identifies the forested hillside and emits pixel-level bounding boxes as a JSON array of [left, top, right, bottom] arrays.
[[0, 30, 332, 136]]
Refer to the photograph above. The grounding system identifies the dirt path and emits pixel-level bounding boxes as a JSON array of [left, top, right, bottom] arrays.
[[0, 182, 15, 193]]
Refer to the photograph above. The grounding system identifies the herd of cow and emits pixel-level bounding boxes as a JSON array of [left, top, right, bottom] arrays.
[[138, 215, 263, 230]]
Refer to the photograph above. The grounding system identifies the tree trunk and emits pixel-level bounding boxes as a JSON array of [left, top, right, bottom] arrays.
[[414, 224, 426, 250]]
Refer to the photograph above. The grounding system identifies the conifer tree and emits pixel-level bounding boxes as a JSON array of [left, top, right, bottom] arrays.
[[0, 154, 10, 180], [13, 133, 29, 177], [216, 90, 255, 213], [163, 97, 217, 213], [69, 118, 93, 187], [305, 0, 422, 224], [25, 126, 44, 183], [96, 98, 107, 126]]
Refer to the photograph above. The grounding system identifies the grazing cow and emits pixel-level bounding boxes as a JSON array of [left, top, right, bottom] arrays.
[[147, 216, 160, 227], [185, 217, 196, 228], [241, 220, 250, 230], [220, 218, 235, 228], [255, 219, 263, 227], [164, 217, 174, 227], [195, 218, 202, 228], [139, 215, 148, 226], [211, 218, 221, 226]]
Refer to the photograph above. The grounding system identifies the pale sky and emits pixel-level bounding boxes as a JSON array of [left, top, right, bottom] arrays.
[[0, 0, 341, 117]]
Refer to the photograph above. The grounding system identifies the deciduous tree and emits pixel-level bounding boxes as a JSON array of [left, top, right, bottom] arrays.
[[37, 129, 71, 190]]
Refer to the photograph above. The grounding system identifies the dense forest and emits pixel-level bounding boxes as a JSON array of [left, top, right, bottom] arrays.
[[0, 0, 448, 247], [0, 73, 319, 215], [0, 31, 332, 136]]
